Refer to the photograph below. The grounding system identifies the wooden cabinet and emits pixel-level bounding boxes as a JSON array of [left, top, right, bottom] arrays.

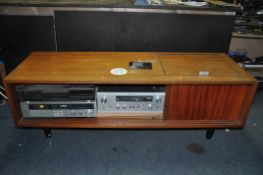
[[4, 52, 258, 129]]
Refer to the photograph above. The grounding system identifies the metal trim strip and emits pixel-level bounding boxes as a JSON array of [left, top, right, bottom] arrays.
[[0, 6, 236, 16]]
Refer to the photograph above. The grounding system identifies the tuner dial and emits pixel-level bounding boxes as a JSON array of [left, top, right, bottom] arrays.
[[101, 96, 107, 104]]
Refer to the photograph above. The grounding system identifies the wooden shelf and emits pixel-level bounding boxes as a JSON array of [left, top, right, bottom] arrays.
[[17, 118, 242, 129]]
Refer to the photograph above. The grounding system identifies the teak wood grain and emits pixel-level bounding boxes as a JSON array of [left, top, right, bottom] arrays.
[[5, 52, 255, 84], [164, 85, 252, 122], [4, 52, 258, 129]]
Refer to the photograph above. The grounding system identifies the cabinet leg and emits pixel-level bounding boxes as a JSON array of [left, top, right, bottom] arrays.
[[44, 129, 52, 138], [206, 129, 215, 140]]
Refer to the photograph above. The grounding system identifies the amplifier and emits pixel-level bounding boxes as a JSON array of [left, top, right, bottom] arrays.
[[97, 85, 165, 119]]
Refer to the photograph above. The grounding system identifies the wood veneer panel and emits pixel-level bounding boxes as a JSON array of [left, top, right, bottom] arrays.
[[17, 118, 242, 129], [160, 54, 241, 77], [5, 52, 256, 84], [165, 85, 250, 120], [238, 83, 258, 126]]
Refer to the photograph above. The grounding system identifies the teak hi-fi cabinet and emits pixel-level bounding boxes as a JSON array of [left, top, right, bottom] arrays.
[[4, 52, 258, 138]]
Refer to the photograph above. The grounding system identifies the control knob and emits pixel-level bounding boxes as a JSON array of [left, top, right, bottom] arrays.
[[155, 96, 161, 103], [101, 96, 107, 104], [116, 104, 120, 109], [148, 104, 152, 110]]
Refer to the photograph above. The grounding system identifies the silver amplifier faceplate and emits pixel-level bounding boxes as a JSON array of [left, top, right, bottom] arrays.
[[97, 92, 165, 115], [20, 101, 96, 118]]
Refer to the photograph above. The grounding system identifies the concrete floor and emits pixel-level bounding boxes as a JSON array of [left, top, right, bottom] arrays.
[[0, 91, 262, 175]]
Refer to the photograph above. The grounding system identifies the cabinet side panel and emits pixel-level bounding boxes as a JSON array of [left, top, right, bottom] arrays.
[[238, 83, 258, 125], [3, 82, 21, 125], [165, 85, 250, 120]]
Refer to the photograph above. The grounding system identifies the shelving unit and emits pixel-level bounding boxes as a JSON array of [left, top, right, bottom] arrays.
[[233, 1, 263, 37]]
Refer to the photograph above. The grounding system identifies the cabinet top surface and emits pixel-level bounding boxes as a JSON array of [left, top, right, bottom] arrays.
[[5, 52, 256, 84]]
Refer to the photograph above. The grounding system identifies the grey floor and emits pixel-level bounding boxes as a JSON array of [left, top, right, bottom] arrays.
[[0, 91, 263, 175]]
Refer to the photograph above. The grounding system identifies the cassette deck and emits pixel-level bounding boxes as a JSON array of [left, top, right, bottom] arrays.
[[16, 85, 96, 118]]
